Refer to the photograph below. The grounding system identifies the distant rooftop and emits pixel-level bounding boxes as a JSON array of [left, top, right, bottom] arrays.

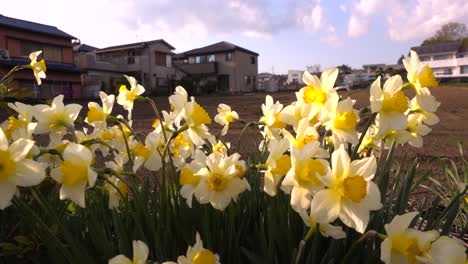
[[0, 14, 76, 39], [73, 43, 97, 53], [410, 43, 462, 55], [97, 39, 175, 53], [180, 41, 259, 56]]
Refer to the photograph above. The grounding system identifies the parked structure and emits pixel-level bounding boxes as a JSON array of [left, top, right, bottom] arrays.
[[173, 41, 258, 94], [75, 39, 179, 97], [411, 43, 468, 78], [0, 14, 81, 98]]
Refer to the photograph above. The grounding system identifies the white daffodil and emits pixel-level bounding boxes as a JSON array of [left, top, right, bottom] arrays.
[[214, 103, 239, 136], [86, 91, 115, 128], [29, 51, 46, 85], [310, 145, 382, 233], [370, 76, 408, 136], [50, 143, 97, 208], [409, 88, 440, 126], [7, 102, 37, 140], [299, 209, 346, 240], [283, 118, 319, 150], [425, 236, 468, 264], [109, 240, 149, 264], [169, 131, 194, 168], [381, 212, 439, 264], [116, 75, 145, 120], [131, 131, 163, 173], [179, 150, 206, 207], [357, 126, 380, 157], [169, 86, 189, 118], [33, 94, 82, 140], [406, 114, 431, 148], [163, 232, 220, 264], [281, 141, 330, 212], [194, 152, 250, 211], [181, 99, 212, 146], [0, 128, 46, 209], [280, 101, 306, 129], [403, 50, 438, 94], [104, 154, 128, 209], [321, 97, 359, 148], [263, 137, 291, 196], [296, 68, 339, 121], [259, 95, 285, 140]]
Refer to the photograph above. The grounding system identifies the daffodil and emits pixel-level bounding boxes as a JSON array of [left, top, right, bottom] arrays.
[[299, 209, 346, 239], [116, 75, 145, 120], [370, 76, 408, 136], [409, 88, 440, 126], [0, 128, 46, 209], [179, 150, 206, 207], [321, 97, 360, 148], [29, 51, 46, 85], [281, 141, 330, 212], [280, 101, 306, 129], [425, 236, 468, 264], [33, 94, 82, 140], [381, 212, 439, 264], [259, 95, 285, 140], [86, 91, 115, 127], [163, 232, 220, 264], [310, 145, 382, 233], [109, 240, 149, 264], [214, 103, 239, 136], [263, 137, 291, 196], [169, 86, 189, 118], [283, 118, 319, 150], [296, 68, 339, 121], [403, 50, 438, 94], [7, 102, 36, 140], [181, 99, 211, 146], [406, 114, 431, 148], [104, 154, 128, 209], [132, 130, 163, 172], [194, 152, 250, 211], [50, 143, 97, 208]]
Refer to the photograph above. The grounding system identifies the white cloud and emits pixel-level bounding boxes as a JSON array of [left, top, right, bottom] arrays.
[[347, 15, 369, 38], [355, 0, 380, 16], [321, 25, 343, 47], [295, 4, 324, 32], [339, 4, 347, 13]]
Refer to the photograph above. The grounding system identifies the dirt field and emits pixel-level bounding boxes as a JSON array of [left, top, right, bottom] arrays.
[[128, 85, 468, 160]]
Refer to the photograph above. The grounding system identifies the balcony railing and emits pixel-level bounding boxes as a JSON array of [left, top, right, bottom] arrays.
[[175, 62, 217, 75]]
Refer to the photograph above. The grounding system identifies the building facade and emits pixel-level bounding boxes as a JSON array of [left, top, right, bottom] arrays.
[[0, 14, 82, 99], [411, 43, 468, 78], [75, 39, 179, 97], [173, 41, 258, 94], [286, 70, 303, 85]]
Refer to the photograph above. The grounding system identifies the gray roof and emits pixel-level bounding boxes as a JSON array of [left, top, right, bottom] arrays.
[[0, 14, 76, 39], [73, 43, 97, 53], [411, 43, 461, 55], [181, 41, 259, 56], [97, 39, 175, 53]]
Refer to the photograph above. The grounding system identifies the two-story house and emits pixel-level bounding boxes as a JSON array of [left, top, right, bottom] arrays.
[[75, 39, 179, 97], [411, 43, 468, 79], [0, 14, 82, 99], [173, 41, 258, 94]]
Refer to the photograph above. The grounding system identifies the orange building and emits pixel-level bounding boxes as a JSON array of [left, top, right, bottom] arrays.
[[0, 14, 82, 99]]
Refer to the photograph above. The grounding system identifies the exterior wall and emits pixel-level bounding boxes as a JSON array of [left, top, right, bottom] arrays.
[[421, 51, 468, 78], [215, 52, 236, 92], [287, 70, 303, 84], [232, 51, 258, 93]]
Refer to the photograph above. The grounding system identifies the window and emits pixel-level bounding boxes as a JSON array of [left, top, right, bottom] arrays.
[[20, 41, 63, 62], [456, 53, 465, 58], [21, 41, 42, 57], [433, 54, 452, 60], [195, 56, 201, 64], [207, 54, 215, 62], [419, 56, 430, 61], [154, 52, 166, 66], [225, 52, 232, 61], [127, 57, 135, 64], [183, 59, 188, 64], [250, 56, 256, 64], [245, 75, 251, 85], [461, 65, 468, 74]]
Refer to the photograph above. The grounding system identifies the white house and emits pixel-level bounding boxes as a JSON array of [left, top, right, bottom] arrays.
[[411, 43, 468, 78], [287, 70, 304, 84]]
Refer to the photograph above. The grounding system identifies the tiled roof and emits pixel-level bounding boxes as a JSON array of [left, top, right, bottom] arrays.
[[97, 39, 175, 53], [180, 41, 259, 56], [0, 58, 82, 73], [0, 14, 76, 39], [411, 43, 461, 54], [73, 44, 97, 53]]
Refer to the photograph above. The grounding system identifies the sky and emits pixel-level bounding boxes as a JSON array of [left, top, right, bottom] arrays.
[[3, 0, 468, 74]]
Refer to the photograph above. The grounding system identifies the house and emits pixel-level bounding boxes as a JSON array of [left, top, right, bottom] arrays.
[[362, 64, 386, 75], [286, 70, 303, 85], [75, 39, 179, 97], [410, 43, 468, 79], [173, 41, 258, 94], [0, 14, 82, 98]]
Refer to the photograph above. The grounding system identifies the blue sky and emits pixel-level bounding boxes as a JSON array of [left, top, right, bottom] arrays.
[[4, 0, 468, 73]]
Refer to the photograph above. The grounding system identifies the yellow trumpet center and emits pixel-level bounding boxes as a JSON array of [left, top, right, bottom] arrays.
[[192, 249, 216, 264], [333, 111, 357, 130], [270, 154, 291, 176], [297, 159, 326, 187], [132, 143, 151, 160], [207, 172, 228, 192], [381, 91, 408, 113], [0, 150, 16, 182], [179, 167, 200, 186], [341, 176, 367, 203], [191, 103, 211, 127], [418, 65, 438, 88], [61, 160, 88, 187], [303, 85, 327, 104], [87, 105, 107, 123]]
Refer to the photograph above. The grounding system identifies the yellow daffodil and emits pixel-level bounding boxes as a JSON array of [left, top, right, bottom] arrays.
[[299, 209, 346, 239], [29, 51, 46, 85], [370, 76, 408, 136], [296, 68, 339, 121], [321, 97, 360, 148], [163, 232, 220, 264], [214, 103, 239, 136], [86, 91, 115, 127], [381, 212, 439, 264], [0, 128, 46, 209], [425, 236, 468, 264], [109, 240, 149, 264], [310, 145, 382, 233], [50, 143, 97, 208], [33, 95, 82, 140], [263, 138, 291, 196], [281, 141, 330, 212], [116, 75, 145, 120], [194, 152, 250, 211], [403, 50, 438, 94]]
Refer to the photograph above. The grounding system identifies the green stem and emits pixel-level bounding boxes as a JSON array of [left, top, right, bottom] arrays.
[[341, 230, 378, 264], [294, 226, 316, 264]]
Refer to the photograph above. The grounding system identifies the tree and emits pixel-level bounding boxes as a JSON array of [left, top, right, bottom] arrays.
[[337, 64, 352, 73], [397, 55, 405, 65], [306, 64, 321, 74], [422, 22, 468, 45]]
